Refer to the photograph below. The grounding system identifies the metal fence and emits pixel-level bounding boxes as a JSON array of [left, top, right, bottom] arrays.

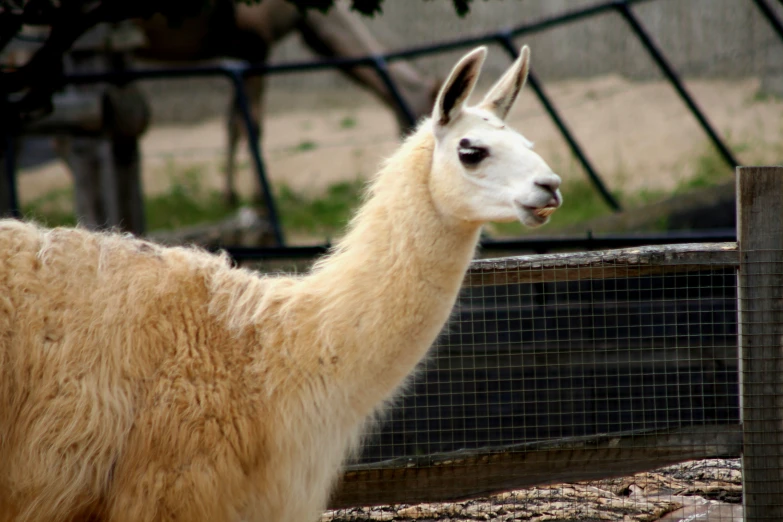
[[288, 166, 782, 521]]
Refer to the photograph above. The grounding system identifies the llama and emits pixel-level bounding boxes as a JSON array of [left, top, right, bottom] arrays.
[[0, 45, 561, 522]]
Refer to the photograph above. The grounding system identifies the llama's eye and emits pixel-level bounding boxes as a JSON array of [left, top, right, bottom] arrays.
[[458, 146, 489, 167]]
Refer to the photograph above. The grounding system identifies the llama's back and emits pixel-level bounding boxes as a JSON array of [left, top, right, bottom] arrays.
[[0, 220, 260, 521]]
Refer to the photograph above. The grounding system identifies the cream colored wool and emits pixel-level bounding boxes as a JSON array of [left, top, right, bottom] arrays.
[[0, 46, 561, 522]]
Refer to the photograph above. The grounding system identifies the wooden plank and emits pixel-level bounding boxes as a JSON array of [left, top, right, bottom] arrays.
[[329, 424, 741, 509], [737, 166, 783, 520], [466, 242, 738, 286]]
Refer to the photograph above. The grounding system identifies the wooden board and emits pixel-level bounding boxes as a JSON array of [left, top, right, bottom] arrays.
[[466, 242, 738, 286], [330, 424, 741, 508]]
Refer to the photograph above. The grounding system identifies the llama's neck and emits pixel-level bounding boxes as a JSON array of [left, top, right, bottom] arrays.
[[304, 123, 481, 418]]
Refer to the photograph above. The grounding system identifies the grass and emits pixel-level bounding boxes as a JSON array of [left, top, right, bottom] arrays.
[[19, 160, 364, 239], [13, 170, 673, 241], [674, 143, 737, 193], [339, 116, 357, 129], [22, 187, 77, 228], [21, 163, 239, 232], [276, 179, 365, 238], [144, 164, 237, 231], [749, 89, 783, 105], [292, 140, 318, 153], [19, 139, 743, 241]]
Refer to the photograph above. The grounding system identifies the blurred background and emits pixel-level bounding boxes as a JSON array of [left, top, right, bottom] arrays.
[[9, 0, 783, 245]]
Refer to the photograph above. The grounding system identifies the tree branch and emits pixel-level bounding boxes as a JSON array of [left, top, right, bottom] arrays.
[[4, 1, 146, 93]]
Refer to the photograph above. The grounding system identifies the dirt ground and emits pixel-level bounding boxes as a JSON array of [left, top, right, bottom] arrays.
[[16, 75, 783, 205]]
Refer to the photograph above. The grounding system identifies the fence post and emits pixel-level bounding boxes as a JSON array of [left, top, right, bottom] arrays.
[[738, 165, 783, 519]]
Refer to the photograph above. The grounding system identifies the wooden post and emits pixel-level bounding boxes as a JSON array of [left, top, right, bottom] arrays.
[[738, 165, 783, 520]]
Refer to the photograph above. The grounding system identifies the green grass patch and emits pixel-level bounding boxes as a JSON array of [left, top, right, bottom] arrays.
[[21, 163, 239, 232], [22, 187, 77, 228], [277, 179, 365, 237], [674, 143, 736, 193], [292, 140, 318, 153], [549, 178, 619, 227], [19, 135, 747, 241], [18, 162, 363, 239], [339, 116, 357, 129], [749, 89, 783, 105], [145, 164, 237, 231]]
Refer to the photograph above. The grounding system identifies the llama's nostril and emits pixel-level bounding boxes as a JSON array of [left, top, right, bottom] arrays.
[[534, 176, 561, 193], [535, 177, 561, 203]]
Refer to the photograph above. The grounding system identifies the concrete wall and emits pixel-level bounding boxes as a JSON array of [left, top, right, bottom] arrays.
[[139, 0, 783, 124], [270, 0, 783, 82]]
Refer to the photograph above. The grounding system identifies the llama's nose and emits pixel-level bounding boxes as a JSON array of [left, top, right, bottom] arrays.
[[534, 174, 562, 207]]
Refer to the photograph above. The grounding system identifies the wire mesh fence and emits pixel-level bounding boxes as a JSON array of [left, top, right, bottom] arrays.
[[362, 255, 738, 462], [311, 243, 740, 520]]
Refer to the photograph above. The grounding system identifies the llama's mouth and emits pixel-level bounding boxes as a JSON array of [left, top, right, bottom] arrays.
[[517, 189, 562, 226], [517, 203, 559, 225], [532, 206, 557, 219]]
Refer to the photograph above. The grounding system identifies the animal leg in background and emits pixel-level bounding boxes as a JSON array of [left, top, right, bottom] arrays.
[[55, 134, 112, 230], [223, 0, 440, 210], [225, 75, 265, 208], [296, 1, 439, 134]]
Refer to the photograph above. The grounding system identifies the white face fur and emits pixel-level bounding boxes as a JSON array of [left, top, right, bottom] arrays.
[[429, 45, 562, 228]]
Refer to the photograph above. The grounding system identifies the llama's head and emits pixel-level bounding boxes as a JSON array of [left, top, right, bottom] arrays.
[[429, 45, 562, 228]]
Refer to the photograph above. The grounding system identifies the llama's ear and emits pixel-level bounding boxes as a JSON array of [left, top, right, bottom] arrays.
[[433, 46, 487, 127], [478, 45, 531, 120]]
